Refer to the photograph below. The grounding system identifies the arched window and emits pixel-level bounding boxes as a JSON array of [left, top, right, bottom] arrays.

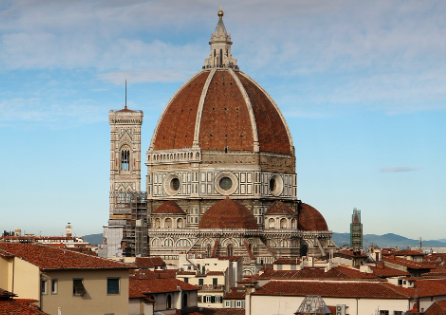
[[227, 244, 233, 256], [268, 218, 275, 229], [166, 294, 172, 309], [165, 218, 172, 229], [154, 218, 160, 229], [300, 243, 308, 256], [118, 191, 125, 203], [280, 218, 287, 229], [121, 150, 130, 171], [291, 219, 297, 228], [182, 292, 188, 307], [177, 218, 184, 228], [206, 244, 212, 257]]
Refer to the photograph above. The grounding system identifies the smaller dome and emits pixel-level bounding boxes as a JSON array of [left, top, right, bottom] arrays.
[[265, 201, 295, 215], [152, 201, 186, 214], [298, 203, 328, 231], [199, 198, 258, 229]]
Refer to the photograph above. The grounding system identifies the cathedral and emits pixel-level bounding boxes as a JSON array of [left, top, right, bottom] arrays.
[[101, 10, 336, 274]]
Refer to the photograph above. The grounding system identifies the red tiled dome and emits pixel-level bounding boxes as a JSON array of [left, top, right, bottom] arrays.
[[150, 69, 293, 155], [199, 198, 258, 229], [152, 201, 185, 214], [265, 201, 295, 215], [298, 203, 328, 231]]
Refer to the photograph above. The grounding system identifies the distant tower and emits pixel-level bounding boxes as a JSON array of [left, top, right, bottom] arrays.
[[66, 222, 72, 237], [350, 208, 363, 249]]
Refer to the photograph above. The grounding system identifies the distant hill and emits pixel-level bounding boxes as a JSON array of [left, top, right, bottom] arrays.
[[82, 233, 103, 245], [332, 232, 446, 248], [84, 232, 445, 249]]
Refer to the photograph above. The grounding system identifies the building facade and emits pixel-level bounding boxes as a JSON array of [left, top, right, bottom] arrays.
[[102, 10, 336, 273]]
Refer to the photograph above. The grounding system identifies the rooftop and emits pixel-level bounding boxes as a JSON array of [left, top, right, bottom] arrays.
[[0, 243, 131, 271]]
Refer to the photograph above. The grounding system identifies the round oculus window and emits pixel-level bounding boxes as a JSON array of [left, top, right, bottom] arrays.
[[219, 177, 233, 191], [170, 178, 180, 191], [269, 178, 277, 192]]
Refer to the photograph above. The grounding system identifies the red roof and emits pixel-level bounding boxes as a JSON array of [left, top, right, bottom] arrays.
[[298, 203, 328, 231], [393, 250, 425, 256], [0, 299, 49, 315], [152, 201, 186, 214], [0, 243, 131, 271], [135, 257, 165, 268], [369, 265, 411, 277], [253, 281, 409, 299], [173, 308, 245, 315], [265, 201, 295, 215], [425, 300, 446, 315], [152, 69, 292, 155], [383, 256, 433, 270], [224, 287, 246, 299], [260, 265, 377, 280], [199, 198, 258, 229], [129, 278, 199, 297]]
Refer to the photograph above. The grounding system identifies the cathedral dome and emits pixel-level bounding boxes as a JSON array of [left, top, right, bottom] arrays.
[[149, 10, 293, 156], [298, 203, 329, 231], [199, 198, 258, 229], [150, 69, 293, 155]]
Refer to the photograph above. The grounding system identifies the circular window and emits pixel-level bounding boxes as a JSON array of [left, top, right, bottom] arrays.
[[170, 178, 180, 191], [269, 178, 277, 192], [163, 174, 181, 195], [219, 177, 233, 191], [215, 172, 238, 195], [269, 174, 284, 196]]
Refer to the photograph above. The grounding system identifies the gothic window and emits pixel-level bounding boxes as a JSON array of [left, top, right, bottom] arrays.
[[206, 244, 212, 257], [226, 244, 233, 256], [121, 150, 130, 171], [119, 191, 125, 203]]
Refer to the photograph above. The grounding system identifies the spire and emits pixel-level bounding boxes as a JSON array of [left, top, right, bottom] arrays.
[[204, 8, 238, 69]]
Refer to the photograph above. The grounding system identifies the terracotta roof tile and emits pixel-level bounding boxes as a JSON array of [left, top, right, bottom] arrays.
[[135, 257, 165, 268], [425, 300, 446, 315], [383, 256, 433, 270], [0, 243, 131, 271], [265, 201, 295, 215], [0, 299, 49, 315], [199, 198, 257, 229], [253, 281, 409, 299], [152, 201, 186, 214], [129, 278, 199, 297], [369, 266, 411, 277], [260, 265, 377, 280]]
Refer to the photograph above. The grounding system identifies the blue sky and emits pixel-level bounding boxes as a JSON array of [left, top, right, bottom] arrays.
[[1, 0, 445, 240]]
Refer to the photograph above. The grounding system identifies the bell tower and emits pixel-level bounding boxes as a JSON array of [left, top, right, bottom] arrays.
[[108, 81, 143, 215]]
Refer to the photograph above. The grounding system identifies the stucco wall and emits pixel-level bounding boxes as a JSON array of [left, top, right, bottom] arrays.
[[41, 269, 129, 315]]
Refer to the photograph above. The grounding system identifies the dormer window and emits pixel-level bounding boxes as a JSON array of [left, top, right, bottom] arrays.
[[121, 150, 130, 171]]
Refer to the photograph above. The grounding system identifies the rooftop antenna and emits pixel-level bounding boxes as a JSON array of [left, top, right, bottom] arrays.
[[125, 79, 127, 109]]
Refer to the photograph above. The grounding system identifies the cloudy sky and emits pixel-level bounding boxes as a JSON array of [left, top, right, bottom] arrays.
[[1, 0, 445, 241]]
